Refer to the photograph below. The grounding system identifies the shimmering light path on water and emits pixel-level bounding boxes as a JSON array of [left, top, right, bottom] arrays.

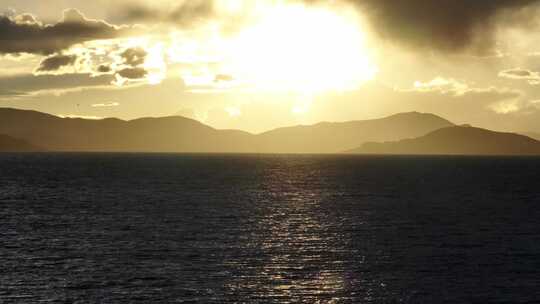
[[1, 154, 540, 302]]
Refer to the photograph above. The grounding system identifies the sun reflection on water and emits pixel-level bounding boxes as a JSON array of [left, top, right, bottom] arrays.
[[223, 159, 350, 302]]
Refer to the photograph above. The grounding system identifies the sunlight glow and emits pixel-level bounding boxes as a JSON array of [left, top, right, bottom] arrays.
[[144, 43, 167, 85], [82, 1, 377, 102], [221, 4, 377, 94], [226, 106, 242, 117]]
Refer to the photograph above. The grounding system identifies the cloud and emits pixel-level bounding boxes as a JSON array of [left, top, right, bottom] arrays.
[[27, 41, 157, 84], [91, 102, 120, 107], [214, 74, 234, 83], [112, 67, 149, 86], [499, 68, 537, 78], [0, 73, 114, 98], [119, 0, 215, 26], [116, 67, 147, 79], [35, 54, 77, 73], [489, 100, 521, 114], [120, 47, 147, 67], [353, 79, 523, 120], [411, 77, 469, 95], [32, 48, 101, 76], [499, 68, 540, 84], [317, 0, 540, 54], [96, 64, 113, 74], [27, 42, 159, 86], [57, 114, 103, 120], [404, 78, 521, 104], [0, 9, 128, 55], [225, 106, 242, 117]]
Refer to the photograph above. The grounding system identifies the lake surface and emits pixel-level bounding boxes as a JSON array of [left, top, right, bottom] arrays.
[[1, 154, 540, 303]]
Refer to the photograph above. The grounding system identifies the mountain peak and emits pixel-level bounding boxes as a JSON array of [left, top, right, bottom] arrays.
[[386, 111, 453, 124]]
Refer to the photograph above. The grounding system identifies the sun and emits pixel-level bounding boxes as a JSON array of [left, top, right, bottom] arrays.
[[221, 3, 377, 94]]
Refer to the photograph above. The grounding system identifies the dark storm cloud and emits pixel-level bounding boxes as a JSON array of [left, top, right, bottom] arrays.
[[35, 54, 77, 72], [120, 0, 540, 54], [120, 0, 214, 26], [0, 9, 127, 55], [308, 0, 540, 54]]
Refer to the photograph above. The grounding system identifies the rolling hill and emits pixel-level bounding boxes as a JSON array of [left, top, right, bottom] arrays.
[[349, 126, 540, 155]]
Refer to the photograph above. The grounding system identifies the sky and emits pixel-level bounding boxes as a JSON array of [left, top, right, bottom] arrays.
[[2, 0, 540, 133]]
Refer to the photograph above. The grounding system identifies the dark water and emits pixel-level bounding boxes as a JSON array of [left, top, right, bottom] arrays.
[[1, 154, 540, 303]]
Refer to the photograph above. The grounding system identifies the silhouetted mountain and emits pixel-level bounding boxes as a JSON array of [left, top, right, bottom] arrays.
[[350, 126, 540, 155], [256, 112, 454, 153], [0, 108, 454, 153], [0, 108, 253, 152], [522, 132, 540, 141], [0, 134, 40, 152]]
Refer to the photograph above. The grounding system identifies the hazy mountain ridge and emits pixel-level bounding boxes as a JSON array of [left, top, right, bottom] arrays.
[[350, 126, 540, 155], [0, 108, 254, 152], [256, 112, 454, 153], [3, 108, 539, 155], [522, 132, 540, 141], [0, 134, 40, 152], [0, 108, 453, 153]]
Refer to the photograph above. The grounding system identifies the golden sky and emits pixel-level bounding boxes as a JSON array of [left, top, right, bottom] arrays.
[[2, 0, 540, 133]]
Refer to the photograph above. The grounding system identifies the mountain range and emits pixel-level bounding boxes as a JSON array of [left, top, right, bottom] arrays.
[[0, 108, 452, 153], [0, 107, 539, 155], [350, 126, 540, 155]]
